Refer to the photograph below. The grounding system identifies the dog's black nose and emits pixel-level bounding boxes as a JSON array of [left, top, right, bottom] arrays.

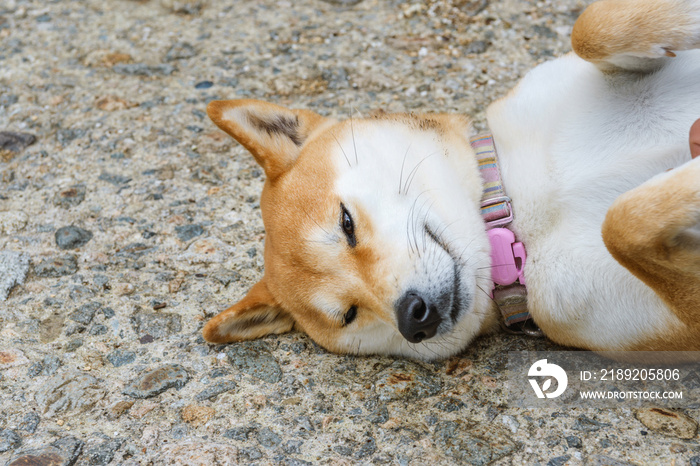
[[396, 292, 442, 343]]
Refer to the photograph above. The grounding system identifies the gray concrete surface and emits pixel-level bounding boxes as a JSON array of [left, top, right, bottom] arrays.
[[1, 0, 699, 464]]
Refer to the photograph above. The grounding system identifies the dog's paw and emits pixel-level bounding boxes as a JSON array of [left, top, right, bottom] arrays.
[[572, 0, 700, 71]]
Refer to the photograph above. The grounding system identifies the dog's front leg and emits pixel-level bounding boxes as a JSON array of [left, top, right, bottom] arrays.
[[602, 155, 700, 346], [572, 0, 700, 73]]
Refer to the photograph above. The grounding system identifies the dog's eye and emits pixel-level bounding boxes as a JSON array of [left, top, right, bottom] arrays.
[[343, 305, 358, 326], [340, 204, 356, 247]]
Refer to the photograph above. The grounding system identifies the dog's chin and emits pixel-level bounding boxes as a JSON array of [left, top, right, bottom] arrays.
[[396, 326, 476, 361]]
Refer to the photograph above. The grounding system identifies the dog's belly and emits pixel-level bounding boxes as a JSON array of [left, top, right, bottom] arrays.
[[484, 50, 700, 350], [523, 221, 680, 350]]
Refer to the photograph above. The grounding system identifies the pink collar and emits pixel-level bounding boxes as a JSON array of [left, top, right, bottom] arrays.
[[470, 134, 537, 333]]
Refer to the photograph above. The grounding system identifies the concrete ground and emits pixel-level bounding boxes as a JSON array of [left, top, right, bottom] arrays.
[[1, 0, 699, 464]]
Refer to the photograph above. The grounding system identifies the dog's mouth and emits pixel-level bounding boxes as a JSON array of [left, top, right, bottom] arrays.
[[435, 255, 469, 338], [422, 224, 470, 335], [449, 261, 464, 324]]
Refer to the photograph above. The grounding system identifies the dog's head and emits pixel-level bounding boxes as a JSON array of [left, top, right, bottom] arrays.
[[202, 99, 497, 359]]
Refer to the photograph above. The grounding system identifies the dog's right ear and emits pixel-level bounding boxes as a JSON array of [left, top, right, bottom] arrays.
[[207, 99, 330, 180], [202, 279, 295, 344]]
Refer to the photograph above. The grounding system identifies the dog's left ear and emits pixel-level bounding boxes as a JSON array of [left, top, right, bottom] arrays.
[[207, 99, 330, 180], [202, 279, 295, 344]]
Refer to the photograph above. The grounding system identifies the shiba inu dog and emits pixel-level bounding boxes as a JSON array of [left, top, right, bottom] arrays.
[[202, 0, 700, 360]]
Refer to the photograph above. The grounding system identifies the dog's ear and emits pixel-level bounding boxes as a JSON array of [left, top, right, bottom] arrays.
[[207, 99, 329, 180], [202, 279, 295, 343]]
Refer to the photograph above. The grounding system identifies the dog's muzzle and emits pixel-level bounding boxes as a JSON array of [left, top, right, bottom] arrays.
[[396, 291, 442, 343]]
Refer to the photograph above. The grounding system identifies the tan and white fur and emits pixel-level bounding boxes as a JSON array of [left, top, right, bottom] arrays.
[[202, 0, 700, 360]]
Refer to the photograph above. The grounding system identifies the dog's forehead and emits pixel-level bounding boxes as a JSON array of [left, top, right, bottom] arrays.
[[331, 117, 478, 211], [335, 115, 454, 161]]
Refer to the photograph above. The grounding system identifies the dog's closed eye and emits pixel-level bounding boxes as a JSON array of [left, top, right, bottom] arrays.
[[343, 305, 358, 326], [340, 203, 356, 247]]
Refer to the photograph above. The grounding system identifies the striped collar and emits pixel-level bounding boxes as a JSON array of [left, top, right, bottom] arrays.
[[469, 133, 541, 336], [470, 133, 514, 228]]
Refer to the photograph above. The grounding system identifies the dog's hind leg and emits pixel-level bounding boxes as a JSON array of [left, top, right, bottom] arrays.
[[602, 157, 700, 349], [572, 0, 700, 72]]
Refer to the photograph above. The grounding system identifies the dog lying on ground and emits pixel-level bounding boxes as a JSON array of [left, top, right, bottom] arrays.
[[201, 0, 700, 360]]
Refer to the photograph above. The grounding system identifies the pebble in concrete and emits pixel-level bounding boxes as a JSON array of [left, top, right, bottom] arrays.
[[35, 371, 107, 417], [56, 128, 85, 145], [55, 225, 93, 250], [27, 355, 62, 377], [7, 448, 65, 466], [113, 63, 175, 76], [54, 184, 86, 208], [52, 436, 85, 460], [82, 436, 124, 465], [0, 131, 36, 156], [130, 311, 182, 339], [565, 435, 582, 448], [123, 364, 190, 399], [240, 447, 263, 461], [34, 255, 78, 277], [98, 171, 132, 185], [354, 436, 376, 459], [7, 437, 83, 466], [0, 429, 21, 453], [0, 212, 28, 235], [226, 341, 282, 383], [108, 400, 135, 419], [222, 424, 259, 441], [165, 42, 197, 61], [176, 237, 233, 264], [282, 440, 303, 454], [194, 81, 213, 89], [68, 302, 101, 325], [636, 407, 698, 439], [548, 455, 571, 466], [181, 404, 216, 426], [156, 440, 238, 466], [589, 455, 637, 466], [19, 412, 41, 434], [0, 348, 30, 370], [0, 94, 18, 106], [366, 402, 389, 424], [256, 427, 282, 449], [107, 349, 137, 367], [0, 251, 30, 301], [175, 223, 204, 241], [573, 414, 611, 432], [161, 0, 206, 15], [374, 361, 441, 401], [6, 436, 86, 466], [194, 379, 237, 401], [68, 284, 92, 301], [434, 420, 517, 465], [213, 270, 241, 286], [434, 396, 466, 412]]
